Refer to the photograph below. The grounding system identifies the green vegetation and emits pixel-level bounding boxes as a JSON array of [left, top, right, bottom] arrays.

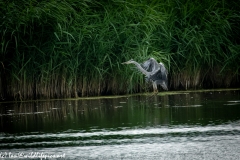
[[1, 0, 240, 100]]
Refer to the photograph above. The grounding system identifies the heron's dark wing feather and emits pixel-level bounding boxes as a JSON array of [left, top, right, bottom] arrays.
[[149, 69, 162, 81], [149, 64, 168, 90]]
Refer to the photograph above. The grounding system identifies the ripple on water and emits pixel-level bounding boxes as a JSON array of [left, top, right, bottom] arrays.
[[1, 123, 240, 150]]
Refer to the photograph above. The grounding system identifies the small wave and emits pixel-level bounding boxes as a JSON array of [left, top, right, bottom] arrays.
[[1, 123, 240, 141]]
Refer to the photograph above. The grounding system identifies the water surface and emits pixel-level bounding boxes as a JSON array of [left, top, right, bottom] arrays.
[[1, 90, 240, 159]]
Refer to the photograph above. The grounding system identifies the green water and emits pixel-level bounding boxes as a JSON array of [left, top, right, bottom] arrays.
[[1, 90, 240, 159]]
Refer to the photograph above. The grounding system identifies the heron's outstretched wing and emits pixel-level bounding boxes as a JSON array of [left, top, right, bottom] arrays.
[[141, 59, 152, 72], [141, 58, 162, 83], [159, 63, 168, 82], [148, 70, 168, 90], [149, 63, 168, 90]]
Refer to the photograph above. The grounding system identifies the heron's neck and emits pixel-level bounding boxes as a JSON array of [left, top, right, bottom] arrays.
[[131, 61, 150, 77]]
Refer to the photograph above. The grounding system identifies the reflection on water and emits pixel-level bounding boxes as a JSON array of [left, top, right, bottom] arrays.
[[1, 90, 240, 159]]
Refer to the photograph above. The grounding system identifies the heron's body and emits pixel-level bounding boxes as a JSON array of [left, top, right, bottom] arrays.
[[122, 58, 168, 92]]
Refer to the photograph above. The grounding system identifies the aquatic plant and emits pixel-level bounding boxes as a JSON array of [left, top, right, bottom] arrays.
[[0, 0, 239, 100]]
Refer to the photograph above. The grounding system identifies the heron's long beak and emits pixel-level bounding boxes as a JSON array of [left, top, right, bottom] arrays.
[[121, 59, 133, 64]]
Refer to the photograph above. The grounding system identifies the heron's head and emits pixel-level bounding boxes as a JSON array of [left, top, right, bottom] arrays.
[[122, 59, 134, 64]]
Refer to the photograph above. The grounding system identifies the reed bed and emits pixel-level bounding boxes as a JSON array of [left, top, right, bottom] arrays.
[[0, 0, 239, 100]]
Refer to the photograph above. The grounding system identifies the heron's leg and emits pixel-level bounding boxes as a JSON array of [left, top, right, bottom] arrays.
[[152, 81, 158, 93], [145, 83, 157, 102]]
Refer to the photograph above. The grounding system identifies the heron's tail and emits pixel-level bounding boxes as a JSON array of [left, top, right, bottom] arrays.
[[160, 82, 168, 90]]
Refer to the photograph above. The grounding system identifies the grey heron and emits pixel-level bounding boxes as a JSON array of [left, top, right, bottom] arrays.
[[122, 58, 168, 92]]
